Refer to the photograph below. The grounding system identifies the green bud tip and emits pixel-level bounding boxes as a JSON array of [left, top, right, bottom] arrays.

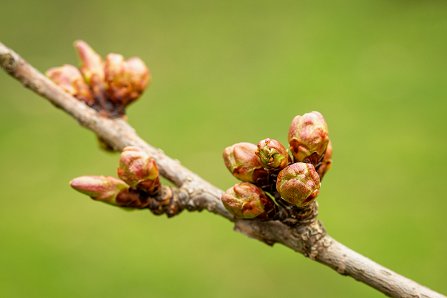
[[276, 162, 320, 207], [288, 111, 329, 165], [256, 138, 289, 170], [221, 182, 272, 219], [223, 142, 268, 184]]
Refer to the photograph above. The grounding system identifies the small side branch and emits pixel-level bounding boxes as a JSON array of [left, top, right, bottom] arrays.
[[0, 42, 444, 298]]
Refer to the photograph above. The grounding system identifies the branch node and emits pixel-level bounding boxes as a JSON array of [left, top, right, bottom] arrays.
[[0, 52, 16, 73], [298, 221, 328, 260]]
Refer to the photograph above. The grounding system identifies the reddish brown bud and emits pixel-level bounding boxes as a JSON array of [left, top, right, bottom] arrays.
[[288, 111, 329, 165], [317, 140, 332, 180], [46, 64, 94, 105], [104, 53, 150, 107], [256, 138, 289, 170], [117, 146, 160, 194], [70, 176, 128, 205], [276, 163, 320, 207], [221, 182, 272, 219], [223, 142, 268, 184]]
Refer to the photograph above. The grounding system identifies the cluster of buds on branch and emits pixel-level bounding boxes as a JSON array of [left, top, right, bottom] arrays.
[[222, 111, 332, 225], [70, 147, 184, 216], [46, 41, 150, 118]]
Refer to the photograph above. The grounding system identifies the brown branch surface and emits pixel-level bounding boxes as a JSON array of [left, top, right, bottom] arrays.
[[1, 42, 445, 298]]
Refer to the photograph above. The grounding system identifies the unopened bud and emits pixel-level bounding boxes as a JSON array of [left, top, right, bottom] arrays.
[[276, 163, 320, 207], [74, 40, 104, 84], [117, 146, 160, 194], [223, 142, 268, 184], [317, 140, 332, 180], [256, 138, 289, 170], [70, 176, 128, 205], [46, 64, 94, 105], [288, 111, 329, 165], [221, 182, 272, 219], [104, 53, 150, 107], [74, 40, 107, 107]]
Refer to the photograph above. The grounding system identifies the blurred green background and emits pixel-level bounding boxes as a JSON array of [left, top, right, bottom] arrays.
[[1, 0, 446, 297]]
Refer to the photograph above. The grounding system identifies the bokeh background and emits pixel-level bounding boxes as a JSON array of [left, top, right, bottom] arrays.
[[1, 0, 446, 297]]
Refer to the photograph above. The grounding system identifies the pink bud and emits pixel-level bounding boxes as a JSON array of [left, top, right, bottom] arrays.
[[70, 176, 128, 204], [74, 40, 107, 106], [221, 182, 273, 219], [104, 53, 150, 107], [276, 163, 320, 207], [46, 64, 94, 105], [74, 40, 104, 83], [117, 146, 160, 193], [288, 111, 329, 165], [223, 142, 268, 184]]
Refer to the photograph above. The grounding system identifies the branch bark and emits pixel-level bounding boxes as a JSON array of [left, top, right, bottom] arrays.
[[1, 42, 444, 298]]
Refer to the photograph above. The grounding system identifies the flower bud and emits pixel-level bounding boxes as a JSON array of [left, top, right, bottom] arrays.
[[223, 142, 268, 184], [104, 53, 150, 107], [288, 111, 329, 165], [70, 176, 128, 205], [221, 182, 272, 219], [46, 64, 94, 105], [74, 40, 104, 84], [276, 162, 320, 207], [317, 140, 332, 180], [117, 146, 160, 194], [74, 40, 107, 107], [256, 138, 289, 170]]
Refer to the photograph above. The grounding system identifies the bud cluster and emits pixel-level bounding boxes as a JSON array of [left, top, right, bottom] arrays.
[[46, 40, 150, 117], [221, 111, 332, 223], [70, 146, 162, 209]]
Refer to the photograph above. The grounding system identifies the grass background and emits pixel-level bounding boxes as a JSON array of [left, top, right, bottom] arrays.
[[1, 0, 446, 297]]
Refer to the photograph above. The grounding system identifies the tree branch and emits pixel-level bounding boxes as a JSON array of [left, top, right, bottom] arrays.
[[1, 42, 444, 298]]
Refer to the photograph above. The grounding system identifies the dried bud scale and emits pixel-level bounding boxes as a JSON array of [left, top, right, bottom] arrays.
[[288, 111, 329, 165], [221, 182, 273, 219], [276, 162, 320, 208], [317, 140, 332, 180]]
